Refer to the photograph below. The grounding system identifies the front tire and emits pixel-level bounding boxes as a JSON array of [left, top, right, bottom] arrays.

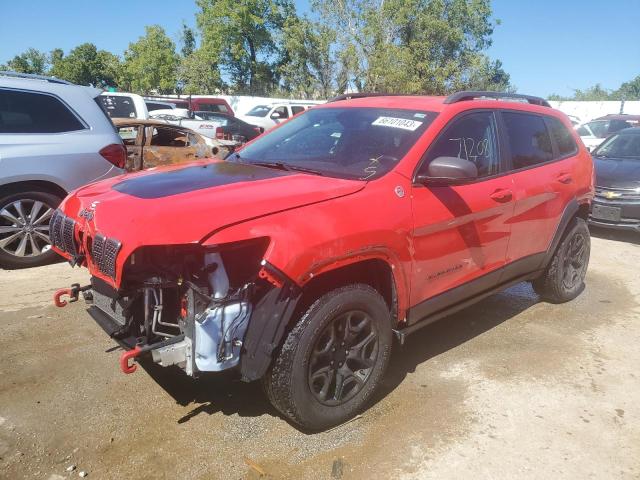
[[532, 217, 590, 303], [0, 190, 62, 269], [263, 284, 392, 430]]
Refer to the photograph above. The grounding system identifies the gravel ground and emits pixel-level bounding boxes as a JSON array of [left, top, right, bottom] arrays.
[[0, 226, 638, 480]]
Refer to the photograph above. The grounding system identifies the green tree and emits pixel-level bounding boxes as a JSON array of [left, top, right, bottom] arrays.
[[279, 16, 337, 98], [2, 48, 48, 74], [462, 57, 512, 92], [196, 0, 295, 94], [181, 23, 197, 57], [178, 49, 224, 94], [122, 25, 179, 94], [312, 0, 509, 95], [571, 84, 611, 101], [612, 75, 640, 100], [49, 43, 121, 87]]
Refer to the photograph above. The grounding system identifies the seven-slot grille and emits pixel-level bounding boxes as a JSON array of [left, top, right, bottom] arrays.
[[91, 233, 121, 279], [49, 210, 78, 256], [49, 210, 121, 279]]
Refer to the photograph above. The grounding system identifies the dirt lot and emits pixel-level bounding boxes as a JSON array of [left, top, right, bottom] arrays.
[[0, 227, 639, 480]]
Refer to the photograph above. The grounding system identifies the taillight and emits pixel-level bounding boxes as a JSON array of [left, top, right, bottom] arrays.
[[99, 144, 127, 169], [216, 127, 224, 139]]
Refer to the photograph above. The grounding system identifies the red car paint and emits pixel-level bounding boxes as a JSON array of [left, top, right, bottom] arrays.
[[53, 95, 594, 328]]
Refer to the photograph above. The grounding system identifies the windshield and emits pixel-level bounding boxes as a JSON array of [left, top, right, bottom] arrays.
[[245, 105, 271, 117], [587, 121, 609, 138], [234, 107, 437, 180], [593, 134, 640, 159]]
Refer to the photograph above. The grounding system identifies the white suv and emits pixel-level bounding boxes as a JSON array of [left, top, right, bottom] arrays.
[[0, 72, 126, 269], [237, 102, 318, 130]]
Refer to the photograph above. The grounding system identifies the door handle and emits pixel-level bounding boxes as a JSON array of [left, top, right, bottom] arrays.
[[557, 173, 573, 184], [490, 189, 513, 203]]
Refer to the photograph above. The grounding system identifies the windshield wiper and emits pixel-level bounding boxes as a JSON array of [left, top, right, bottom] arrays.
[[251, 161, 324, 176]]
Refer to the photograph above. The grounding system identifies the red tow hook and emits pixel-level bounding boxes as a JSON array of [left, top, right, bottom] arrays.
[[53, 283, 91, 307], [54, 288, 75, 307], [120, 346, 142, 374]]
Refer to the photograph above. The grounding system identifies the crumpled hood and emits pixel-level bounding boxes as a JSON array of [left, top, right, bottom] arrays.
[[60, 160, 365, 251], [594, 157, 640, 189]]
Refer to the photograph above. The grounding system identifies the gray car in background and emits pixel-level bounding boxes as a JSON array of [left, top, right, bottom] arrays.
[[0, 72, 126, 269]]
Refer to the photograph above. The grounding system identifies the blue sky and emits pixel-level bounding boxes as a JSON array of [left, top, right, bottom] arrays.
[[1, 0, 639, 97]]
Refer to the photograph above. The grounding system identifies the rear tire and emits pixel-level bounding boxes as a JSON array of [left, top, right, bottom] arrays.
[[262, 284, 392, 430], [0, 190, 62, 269], [532, 217, 590, 303]]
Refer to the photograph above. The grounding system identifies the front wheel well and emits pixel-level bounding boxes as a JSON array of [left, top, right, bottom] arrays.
[[577, 202, 590, 220], [0, 180, 67, 200], [292, 259, 398, 326]]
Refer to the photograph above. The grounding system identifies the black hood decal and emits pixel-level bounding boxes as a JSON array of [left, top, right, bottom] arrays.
[[113, 162, 292, 199]]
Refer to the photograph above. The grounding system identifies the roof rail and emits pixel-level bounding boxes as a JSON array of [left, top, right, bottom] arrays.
[[327, 92, 406, 103], [444, 91, 550, 107], [0, 71, 73, 85]]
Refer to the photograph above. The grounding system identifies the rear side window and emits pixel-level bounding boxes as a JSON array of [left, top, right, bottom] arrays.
[[0, 88, 85, 133], [150, 127, 189, 147], [99, 95, 137, 118], [274, 106, 289, 118], [546, 117, 578, 157], [421, 111, 500, 178], [291, 106, 305, 115], [197, 103, 229, 113], [146, 101, 172, 112], [503, 112, 553, 169]]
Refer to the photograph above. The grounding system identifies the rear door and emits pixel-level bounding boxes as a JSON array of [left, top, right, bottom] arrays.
[[502, 111, 580, 266], [409, 110, 514, 322]]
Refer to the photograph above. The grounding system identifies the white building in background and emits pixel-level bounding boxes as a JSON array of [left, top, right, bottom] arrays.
[[549, 100, 640, 124]]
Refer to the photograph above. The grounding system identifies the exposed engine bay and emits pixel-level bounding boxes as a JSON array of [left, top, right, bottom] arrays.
[[61, 239, 300, 380]]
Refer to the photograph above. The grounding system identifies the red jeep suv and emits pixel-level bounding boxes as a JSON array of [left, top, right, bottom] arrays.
[[51, 91, 594, 430]]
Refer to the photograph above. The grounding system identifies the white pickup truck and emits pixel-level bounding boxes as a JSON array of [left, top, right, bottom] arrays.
[[237, 102, 320, 131], [149, 108, 238, 150], [149, 108, 225, 139]]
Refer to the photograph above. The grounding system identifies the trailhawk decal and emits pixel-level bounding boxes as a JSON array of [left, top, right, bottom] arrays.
[[372, 116, 423, 131]]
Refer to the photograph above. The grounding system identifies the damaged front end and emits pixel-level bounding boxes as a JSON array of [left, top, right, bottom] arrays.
[[57, 237, 300, 382]]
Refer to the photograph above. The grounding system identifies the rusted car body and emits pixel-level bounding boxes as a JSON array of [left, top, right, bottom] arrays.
[[113, 119, 223, 171]]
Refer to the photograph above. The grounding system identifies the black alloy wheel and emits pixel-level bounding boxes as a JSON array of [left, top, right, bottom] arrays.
[[308, 310, 379, 406]]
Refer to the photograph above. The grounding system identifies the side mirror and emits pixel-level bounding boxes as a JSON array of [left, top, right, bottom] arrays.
[[415, 156, 478, 185]]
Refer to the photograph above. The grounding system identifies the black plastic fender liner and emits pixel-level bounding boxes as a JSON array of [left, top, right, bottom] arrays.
[[239, 266, 302, 382], [539, 199, 580, 271]]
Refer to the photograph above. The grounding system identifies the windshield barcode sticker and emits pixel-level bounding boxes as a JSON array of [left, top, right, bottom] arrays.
[[372, 116, 423, 131]]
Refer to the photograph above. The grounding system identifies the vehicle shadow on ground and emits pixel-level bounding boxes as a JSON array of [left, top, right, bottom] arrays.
[[589, 225, 640, 246], [139, 282, 540, 430], [373, 281, 538, 403], [138, 360, 271, 424]]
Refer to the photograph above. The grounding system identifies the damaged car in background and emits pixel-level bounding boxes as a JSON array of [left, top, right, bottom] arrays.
[[114, 119, 224, 170], [51, 91, 593, 430]]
